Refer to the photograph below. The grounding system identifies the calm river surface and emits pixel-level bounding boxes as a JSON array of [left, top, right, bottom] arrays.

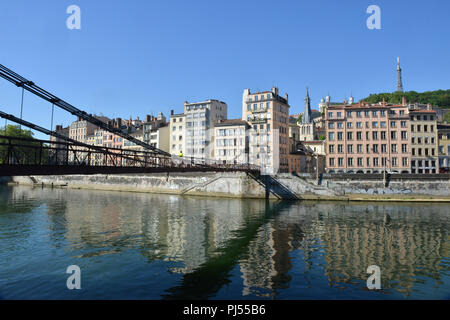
[[0, 185, 449, 300]]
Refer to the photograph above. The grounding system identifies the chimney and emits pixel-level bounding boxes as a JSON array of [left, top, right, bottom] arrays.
[[271, 87, 278, 96], [285, 93, 288, 101], [170, 110, 174, 116], [427, 103, 432, 110], [402, 96, 407, 106]]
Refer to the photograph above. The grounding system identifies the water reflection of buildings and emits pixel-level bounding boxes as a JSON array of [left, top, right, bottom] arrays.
[[316, 204, 449, 295], [47, 188, 249, 274], [6, 187, 449, 298], [239, 205, 312, 298], [239, 203, 449, 297]]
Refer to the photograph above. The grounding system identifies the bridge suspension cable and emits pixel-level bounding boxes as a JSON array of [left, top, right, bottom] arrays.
[[0, 63, 171, 157]]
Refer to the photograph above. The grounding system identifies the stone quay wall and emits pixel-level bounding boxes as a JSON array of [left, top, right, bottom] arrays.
[[8, 173, 450, 201]]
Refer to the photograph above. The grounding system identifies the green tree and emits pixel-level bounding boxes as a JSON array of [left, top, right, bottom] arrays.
[[444, 112, 450, 123], [0, 125, 47, 165]]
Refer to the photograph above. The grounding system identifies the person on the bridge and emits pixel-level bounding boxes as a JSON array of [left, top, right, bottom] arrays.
[[179, 150, 183, 158]]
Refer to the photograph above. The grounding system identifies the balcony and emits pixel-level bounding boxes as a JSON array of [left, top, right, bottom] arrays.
[[251, 108, 269, 114], [248, 117, 268, 124]]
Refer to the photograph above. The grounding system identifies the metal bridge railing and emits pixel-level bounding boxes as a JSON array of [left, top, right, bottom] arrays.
[[0, 135, 260, 173]]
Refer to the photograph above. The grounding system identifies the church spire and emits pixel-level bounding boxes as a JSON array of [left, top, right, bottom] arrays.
[[397, 57, 404, 92], [303, 87, 312, 123]]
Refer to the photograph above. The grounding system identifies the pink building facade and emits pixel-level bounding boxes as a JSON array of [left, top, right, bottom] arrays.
[[325, 100, 411, 173]]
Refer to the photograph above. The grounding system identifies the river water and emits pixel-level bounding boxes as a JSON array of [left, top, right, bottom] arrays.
[[0, 185, 448, 300]]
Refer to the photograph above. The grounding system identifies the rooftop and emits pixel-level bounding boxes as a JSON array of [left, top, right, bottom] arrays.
[[215, 119, 249, 127]]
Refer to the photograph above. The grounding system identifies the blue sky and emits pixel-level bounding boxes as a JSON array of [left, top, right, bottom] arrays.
[[0, 0, 449, 138]]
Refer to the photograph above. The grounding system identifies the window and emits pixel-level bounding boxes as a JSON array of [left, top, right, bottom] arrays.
[[337, 132, 343, 140], [329, 145, 335, 153], [357, 132, 362, 140], [329, 158, 335, 166], [328, 112, 333, 118], [401, 131, 407, 140], [402, 157, 408, 166], [373, 157, 379, 166], [328, 132, 335, 141], [372, 131, 378, 140], [392, 157, 398, 167], [346, 111, 352, 118], [391, 144, 397, 153], [348, 158, 354, 166], [347, 132, 353, 140], [347, 145, 353, 153], [402, 144, 408, 153]]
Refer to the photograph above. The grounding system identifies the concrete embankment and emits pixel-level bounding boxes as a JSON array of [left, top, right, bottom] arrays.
[[9, 173, 450, 202]]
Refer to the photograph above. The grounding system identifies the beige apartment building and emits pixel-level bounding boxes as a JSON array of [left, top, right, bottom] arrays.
[[325, 100, 411, 173], [410, 108, 439, 173], [438, 124, 450, 172], [169, 112, 186, 156], [242, 87, 290, 174], [214, 119, 250, 165]]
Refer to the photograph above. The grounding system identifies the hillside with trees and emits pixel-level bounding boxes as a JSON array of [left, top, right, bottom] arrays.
[[361, 90, 450, 109]]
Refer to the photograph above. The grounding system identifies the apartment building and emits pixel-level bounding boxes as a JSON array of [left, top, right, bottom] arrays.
[[410, 108, 439, 173], [142, 113, 170, 153], [169, 112, 186, 156], [242, 87, 290, 174], [123, 127, 144, 152], [184, 99, 227, 159], [50, 125, 70, 164], [438, 124, 450, 172], [214, 119, 250, 164], [325, 100, 411, 173]]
